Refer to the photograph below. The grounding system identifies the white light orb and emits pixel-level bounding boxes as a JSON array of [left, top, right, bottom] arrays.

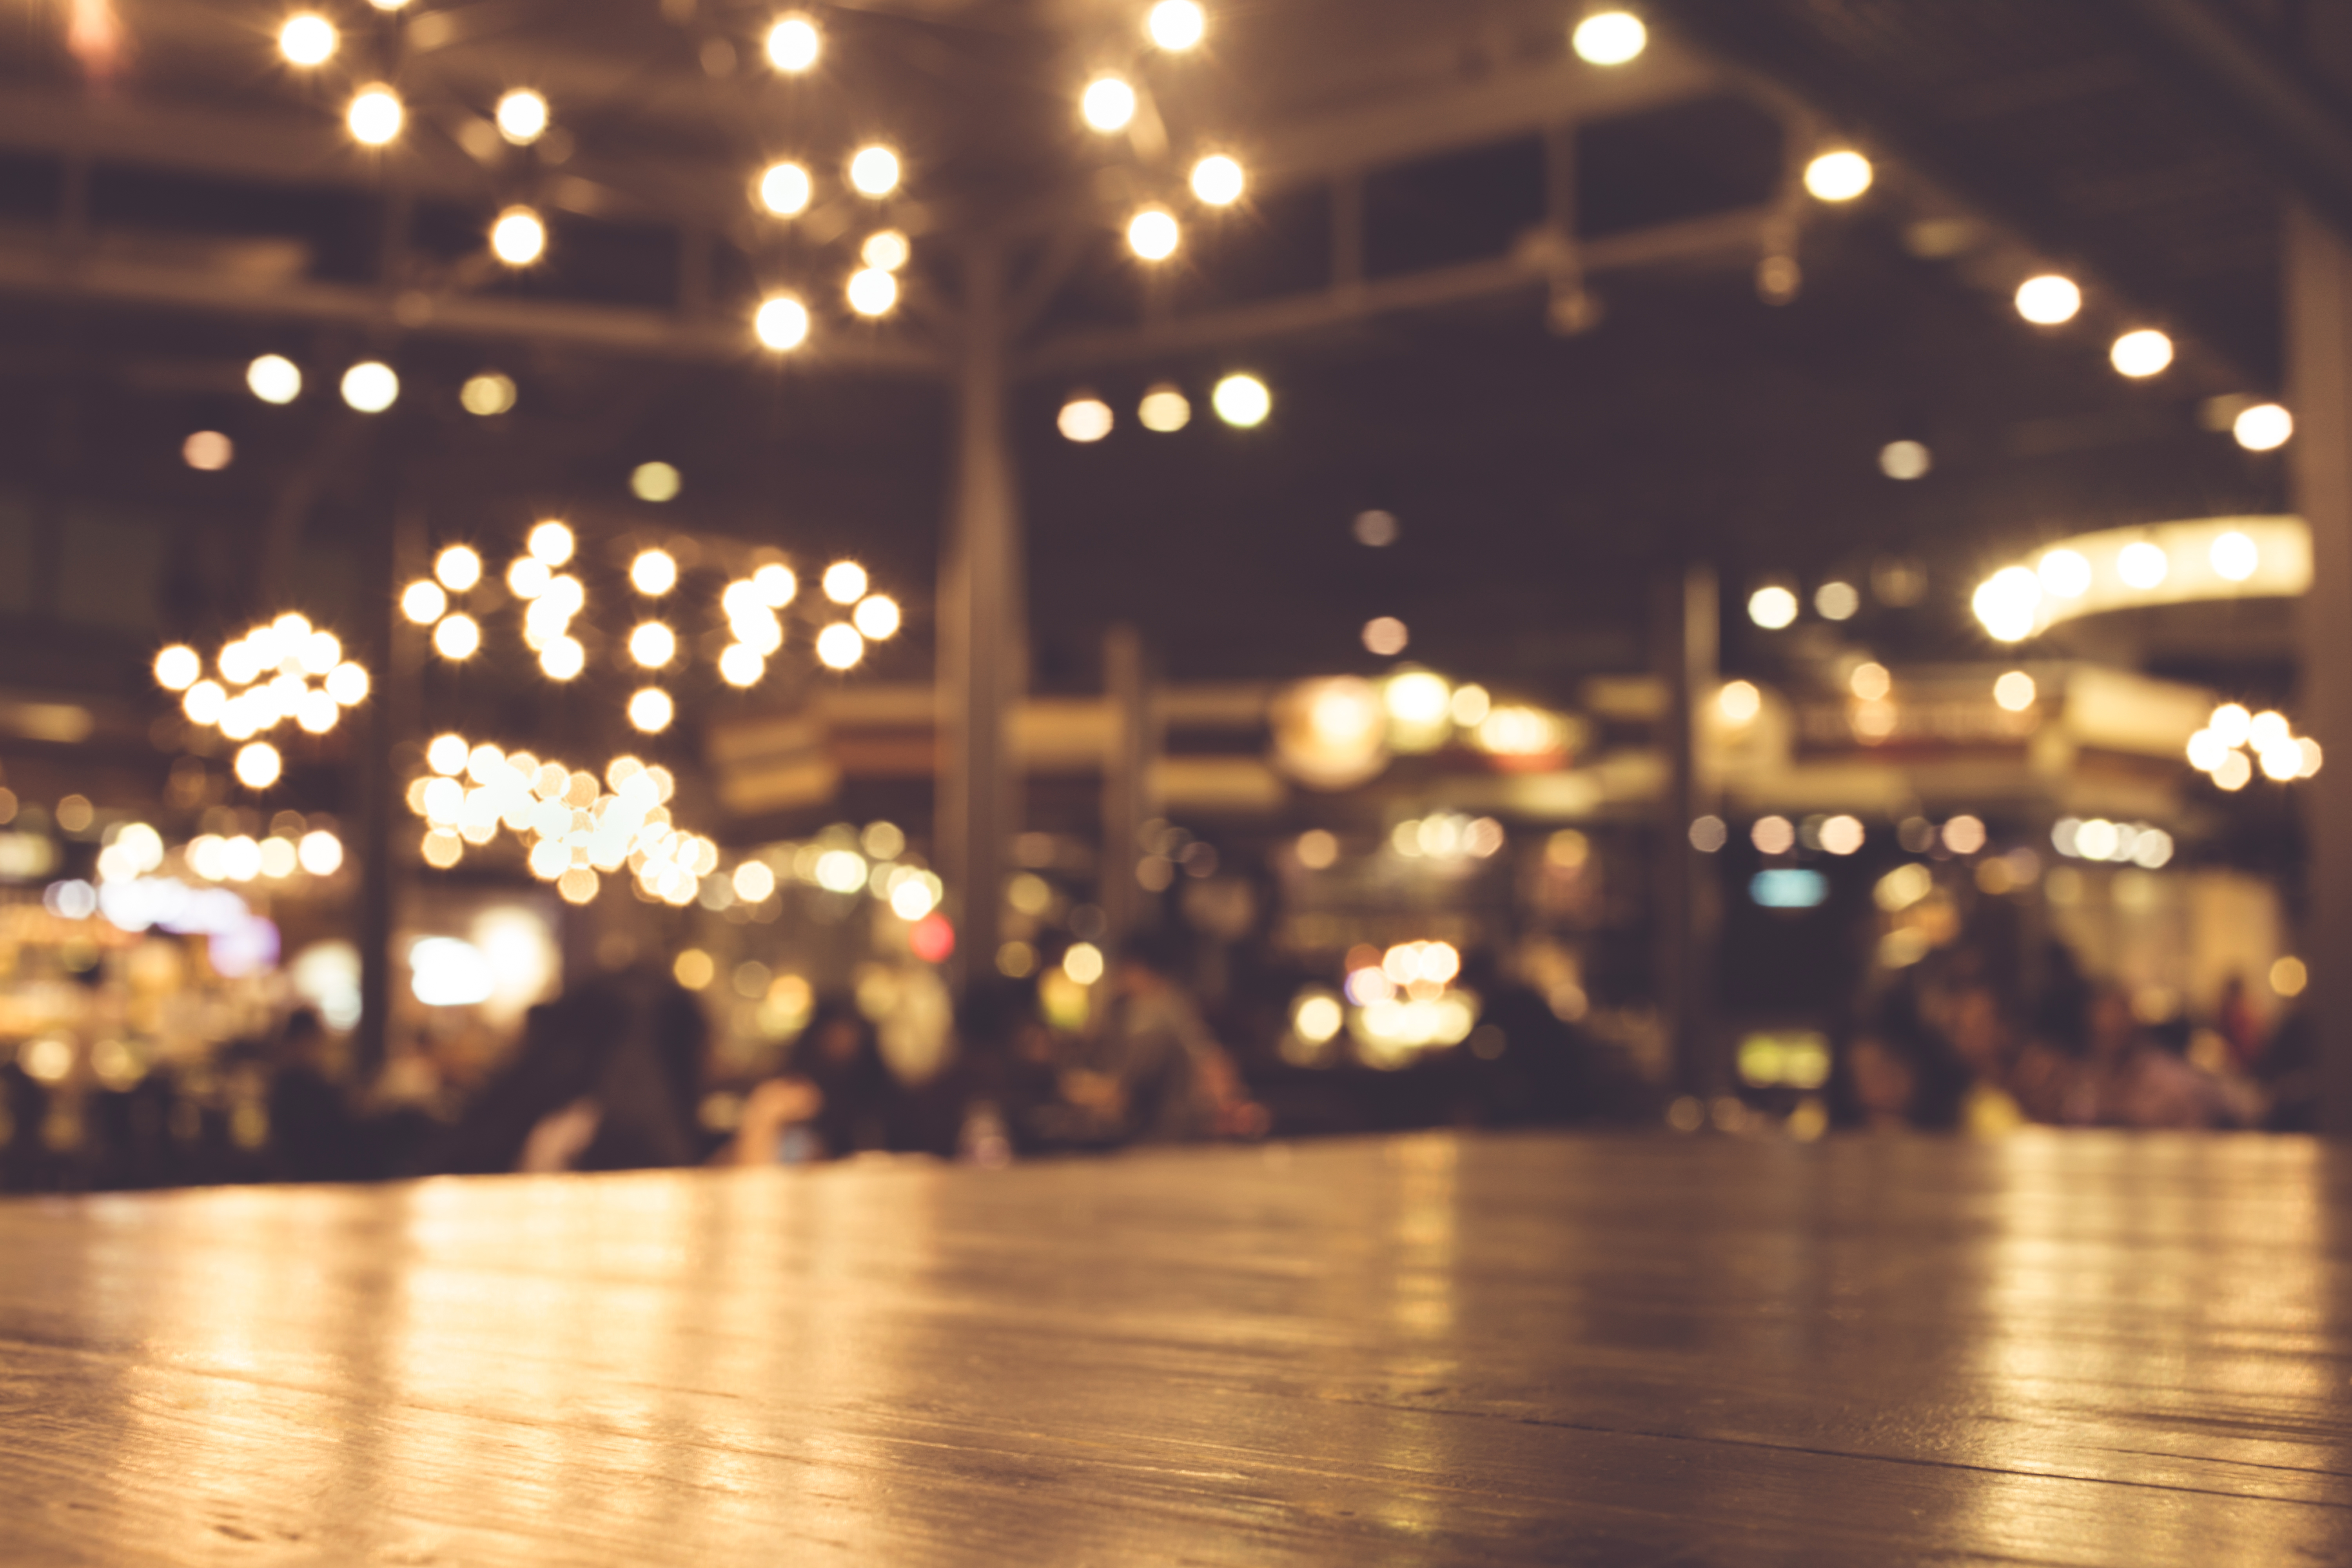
[[2210, 703, 2254, 747], [2234, 402, 2293, 452], [853, 595, 901, 639], [1058, 394, 1114, 443], [538, 636, 585, 681], [348, 86, 403, 147], [1820, 815, 1866, 856], [2210, 530, 2260, 582], [719, 644, 766, 688], [1572, 11, 1647, 66], [180, 431, 232, 471], [2014, 274, 2081, 325], [1138, 384, 1191, 432], [460, 372, 516, 416], [816, 624, 865, 669], [847, 267, 898, 316], [183, 679, 226, 726], [2186, 730, 2227, 771], [629, 622, 677, 668], [1127, 207, 1180, 261], [507, 556, 552, 599], [1752, 816, 1795, 855], [2214, 750, 2254, 791], [281, 14, 338, 65], [1716, 680, 1761, 725], [154, 644, 201, 691], [247, 354, 302, 405], [1879, 439, 1931, 480], [1748, 585, 1799, 630], [1361, 616, 1408, 657], [2117, 540, 2170, 590], [1972, 565, 2043, 642], [434, 545, 482, 592], [1082, 76, 1138, 132], [2111, 328, 2174, 378], [1064, 942, 1106, 986], [755, 563, 798, 606], [823, 561, 868, 604], [528, 520, 574, 564], [234, 742, 282, 790], [628, 688, 675, 733], [1191, 154, 1245, 207], [759, 161, 812, 216], [2250, 710, 2291, 751], [1212, 372, 1270, 427], [766, 14, 820, 71], [734, 861, 778, 903], [401, 580, 447, 624], [432, 613, 481, 660], [1815, 581, 1860, 621], [495, 89, 548, 145], [1147, 0, 1205, 50], [862, 230, 910, 272], [341, 361, 399, 413], [490, 207, 546, 266], [1804, 149, 1873, 202], [326, 661, 369, 705], [756, 294, 811, 350], [296, 689, 339, 734], [299, 830, 343, 875], [1993, 670, 2037, 712], [2038, 548, 2092, 599], [630, 549, 678, 596], [631, 461, 683, 502], [848, 145, 901, 197]]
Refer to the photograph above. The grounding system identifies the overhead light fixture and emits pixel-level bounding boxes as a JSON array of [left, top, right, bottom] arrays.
[[1572, 11, 1646, 67], [490, 207, 546, 265], [756, 295, 811, 350], [1147, 1, 1205, 50], [1082, 76, 1138, 132], [1191, 154, 1245, 206], [495, 90, 549, 145], [279, 14, 337, 66], [848, 145, 900, 197], [1804, 149, 1873, 202], [348, 85, 404, 147], [2014, 274, 2080, 325], [767, 14, 820, 71]]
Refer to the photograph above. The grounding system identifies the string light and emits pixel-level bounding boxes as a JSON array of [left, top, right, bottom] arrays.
[[539, 636, 585, 681], [434, 546, 482, 592], [490, 207, 547, 265], [2235, 403, 2293, 451], [759, 161, 813, 216], [401, 581, 447, 624], [632, 462, 682, 502], [1147, 1, 1205, 50], [757, 295, 811, 349], [183, 432, 233, 471], [1139, 384, 1191, 431], [433, 613, 481, 660], [2015, 274, 2081, 325], [1127, 207, 1180, 261], [1572, 11, 1647, 66], [342, 361, 399, 413], [528, 521, 575, 564], [279, 15, 337, 67], [2111, 328, 2173, 377], [862, 230, 910, 272], [767, 14, 820, 72], [155, 645, 201, 690], [508, 556, 552, 598], [629, 622, 677, 668], [755, 563, 799, 606], [1212, 373, 1270, 427], [853, 595, 901, 639], [1058, 392, 1114, 442], [247, 354, 301, 404], [348, 85, 403, 147], [719, 644, 765, 687], [461, 373, 517, 415], [1191, 154, 1245, 206], [816, 624, 865, 669], [495, 90, 549, 145], [630, 550, 678, 596], [823, 562, 868, 604], [1804, 150, 1873, 202], [849, 146, 901, 197], [847, 267, 898, 316], [235, 742, 283, 790], [628, 688, 675, 733], [1083, 76, 1138, 132]]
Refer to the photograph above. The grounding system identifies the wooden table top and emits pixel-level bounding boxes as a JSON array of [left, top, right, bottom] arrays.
[[4, 1131, 2349, 1565]]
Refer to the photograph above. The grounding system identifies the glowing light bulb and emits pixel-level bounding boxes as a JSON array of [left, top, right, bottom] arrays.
[[507, 556, 551, 598], [767, 14, 820, 71], [756, 295, 810, 350], [247, 354, 301, 404], [1749, 586, 1800, 630], [490, 206, 546, 265], [279, 14, 337, 66], [401, 581, 447, 624], [853, 595, 900, 639], [341, 361, 399, 412], [2038, 548, 2092, 599], [628, 688, 675, 733], [2111, 328, 2173, 378], [2235, 402, 2292, 452], [234, 742, 282, 790], [759, 161, 812, 216], [495, 89, 548, 145], [434, 545, 482, 592], [538, 636, 584, 681], [1058, 393, 1113, 443], [719, 644, 765, 688], [1191, 154, 1245, 207], [862, 230, 910, 272], [1212, 372, 1269, 427], [631, 462, 682, 502], [823, 562, 868, 604], [1083, 76, 1137, 132], [1993, 671, 2037, 711], [154, 645, 201, 691], [2014, 274, 2081, 325], [849, 145, 900, 197], [432, 613, 481, 660], [183, 432, 233, 471], [2118, 540, 2169, 589], [1147, 1, 1205, 50], [326, 662, 369, 705], [1138, 384, 1191, 432], [460, 372, 516, 415], [816, 624, 864, 669], [755, 563, 798, 606], [629, 622, 677, 668], [348, 85, 404, 147], [1804, 149, 1872, 202], [1572, 11, 1646, 66], [1127, 207, 1180, 261], [528, 520, 574, 564], [2211, 530, 2260, 581], [630, 550, 678, 596], [847, 267, 898, 316]]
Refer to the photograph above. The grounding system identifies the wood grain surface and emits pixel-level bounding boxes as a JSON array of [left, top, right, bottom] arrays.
[[3, 1131, 2349, 1565]]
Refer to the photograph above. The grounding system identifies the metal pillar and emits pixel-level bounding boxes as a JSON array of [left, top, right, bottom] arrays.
[[937, 242, 1023, 989], [1657, 564, 1721, 1100], [2287, 205, 2352, 1136]]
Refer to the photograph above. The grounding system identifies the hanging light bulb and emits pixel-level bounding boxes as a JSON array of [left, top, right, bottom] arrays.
[[759, 161, 813, 216], [848, 145, 900, 197], [348, 85, 404, 147], [1082, 76, 1138, 132], [847, 267, 898, 316], [490, 207, 546, 266], [279, 14, 338, 66], [1127, 207, 1180, 261], [756, 295, 810, 350], [1147, 1, 1205, 50], [495, 89, 549, 145], [767, 14, 820, 72], [1191, 154, 1245, 206]]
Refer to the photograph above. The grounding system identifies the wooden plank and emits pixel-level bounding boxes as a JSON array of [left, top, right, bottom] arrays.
[[2, 1132, 2349, 1564]]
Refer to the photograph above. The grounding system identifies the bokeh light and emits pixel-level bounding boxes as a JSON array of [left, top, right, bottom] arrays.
[[1748, 586, 1798, 629], [849, 145, 901, 197], [759, 162, 812, 216], [490, 207, 547, 266], [632, 461, 683, 501], [1147, 0, 1205, 49], [434, 545, 482, 592], [495, 89, 548, 144], [1804, 149, 1873, 201], [756, 295, 811, 350], [182, 431, 233, 471], [247, 354, 302, 404], [341, 361, 399, 412], [1191, 155, 1245, 206], [2234, 402, 2293, 452], [1572, 11, 1646, 65], [279, 14, 337, 65], [460, 372, 516, 415], [1083, 76, 1137, 132], [766, 14, 820, 71], [1212, 373, 1270, 426], [1058, 392, 1114, 442], [816, 624, 865, 669], [1139, 384, 1191, 431], [1127, 207, 1180, 261], [348, 85, 403, 146], [628, 688, 674, 733], [2111, 328, 2174, 377], [2015, 274, 2081, 325]]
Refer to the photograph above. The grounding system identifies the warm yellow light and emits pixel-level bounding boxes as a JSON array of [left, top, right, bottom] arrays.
[[2211, 702, 2254, 747], [234, 742, 283, 790], [849, 145, 900, 197], [847, 267, 898, 316], [183, 680, 226, 726], [767, 14, 820, 71], [756, 294, 810, 350], [490, 206, 546, 265], [1058, 393, 1114, 442], [327, 662, 369, 705], [247, 354, 302, 404], [401, 580, 447, 624], [2015, 274, 2081, 325], [1147, 0, 1205, 50], [1972, 565, 2043, 641], [1189, 154, 1245, 207], [862, 230, 910, 272], [2211, 530, 2260, 581], [432, 613, 481, 660], [538, 636, 585, 681], [365, 0, 409, 9], [1138, 384, 1191, 432], [341, 361, 399, 412], [1212, 372, 1270, 427], [2038, 548, 2092, 599], [628, 687, 675, 732], [434, 545, 482, 592], [1803, 149, 1872, 202], [2235, 402, 2293, 452], [2272, 955, 2309, 997], [823, 561, 868, 604], [507, 556, 551, 598], [279, 14, 337, 66], [460, 372, 516, 415], [154, 645, 201, 691], [494, 90, 549, 145], [1361, 617, 1408, 657], [630, 549, 678, 596], [853, 595, 901, 639], [1127, 207, 1180, 261], [1572, 11, 1646, 66], [816, 624, 864, 669], [755, 563, 798, 606], [629, 622, 677, 668], [2117, 540, 2169, 589], [348, 85, 403, 147], [759, 161, 812, 216], [528, 520, 574, 565], [1063, 942, 1106, 985], [1993, 670, 2037, 711], [1082, 76, 1138, 132], [719, 644, 765, 688], [1748, 585, 1798, 629], [1849, 662, 1891, 702], [2111, 328, 2174, 378], [299, 829, 343, 875], [1717, 680, 1761, 725], [631, 461, 683, 502]]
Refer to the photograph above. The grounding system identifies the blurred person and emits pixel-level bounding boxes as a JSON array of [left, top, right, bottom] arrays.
[[1074, 931, 1234, 1144], [266, 1007, 368, 1183], [1942, 985, 2027, 1135], [2056, 989, 2246, 1129], [722, 1000, 898, 1164]]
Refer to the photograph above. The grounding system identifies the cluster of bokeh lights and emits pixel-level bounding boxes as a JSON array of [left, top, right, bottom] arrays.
[[154, 615, 371, 791]]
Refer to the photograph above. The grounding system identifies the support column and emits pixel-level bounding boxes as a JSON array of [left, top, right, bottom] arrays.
[[1100, 623, 1150, 951], [937, 243, 1023, 989], [352, 502, 422, 1082], [1655, 564, 1721, 1100], [2286, 205, 2352, 1136]]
